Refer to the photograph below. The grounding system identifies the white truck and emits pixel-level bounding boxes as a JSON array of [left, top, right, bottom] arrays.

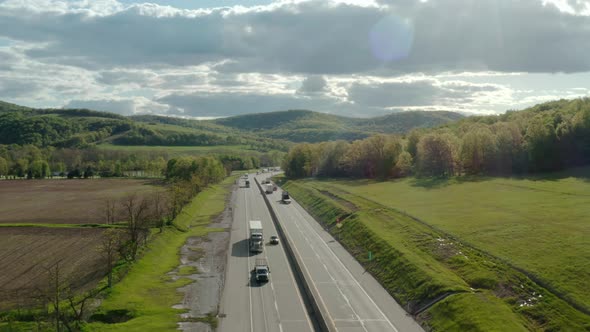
[[265, 183, 274, 194], [254, 258, 270, 283], [249, 220, 264, 253]]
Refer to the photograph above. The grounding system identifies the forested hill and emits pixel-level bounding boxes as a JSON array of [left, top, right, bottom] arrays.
[[213, 109, 464, 142], [0, 102, 465, 148], [282, 98, 590, 179], [0, 103, 287, 150]]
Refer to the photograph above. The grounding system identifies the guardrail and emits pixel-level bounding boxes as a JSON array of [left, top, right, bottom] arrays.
[[254, 177, 336, 332]]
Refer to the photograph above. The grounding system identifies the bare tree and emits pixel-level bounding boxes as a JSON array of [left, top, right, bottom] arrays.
[[37, 261, 67, 332], [104, 199, 117, 225], [121, 194, 150, 260], [151, 190, 167, 232], [98, 229, 122, 288]]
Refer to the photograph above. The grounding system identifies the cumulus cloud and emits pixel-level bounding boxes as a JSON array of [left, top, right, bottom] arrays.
[[298, 75, 328, 95], [0, 0, 589, 117], [157, 91, 344, 117], [2, 0, 589, 74], [96, 70, 157, 86], [65, 97, 175, 115], [0, 78, 41, 98]]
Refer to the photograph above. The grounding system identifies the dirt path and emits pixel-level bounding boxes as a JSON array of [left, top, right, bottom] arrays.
[[175, 185, 236, 332]]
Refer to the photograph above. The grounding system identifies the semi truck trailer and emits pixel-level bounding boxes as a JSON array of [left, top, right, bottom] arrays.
[[249, 220, 263, 253]]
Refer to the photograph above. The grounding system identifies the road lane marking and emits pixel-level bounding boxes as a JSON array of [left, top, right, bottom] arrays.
[[290, 202, 399, 332], [245, 190, 254, 332], [257, 175, 314, 332], [289, 212, 368, 331]]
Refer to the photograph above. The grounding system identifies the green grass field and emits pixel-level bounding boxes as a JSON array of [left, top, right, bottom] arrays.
[[309, 171, 590, 311], [85, 175, 236, 331], [280, 168, 590, 330]]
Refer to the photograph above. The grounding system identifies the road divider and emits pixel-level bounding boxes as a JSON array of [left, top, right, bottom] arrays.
[[254, 177, 336, 332]]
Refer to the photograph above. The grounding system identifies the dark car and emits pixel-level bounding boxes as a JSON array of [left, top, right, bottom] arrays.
[[270, 235, 279, 245]]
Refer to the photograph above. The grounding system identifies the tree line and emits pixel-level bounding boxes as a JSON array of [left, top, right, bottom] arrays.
[[0, 145, 262, 179], [282, 98, 590, 178]]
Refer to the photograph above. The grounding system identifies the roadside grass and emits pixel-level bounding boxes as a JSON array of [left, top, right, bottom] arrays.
[[177, 266, 198, 276], [426, 293, 528, 332], [281, 173, 590, 331], [311, 169, 590, 312], [85, 175, 236, 331]]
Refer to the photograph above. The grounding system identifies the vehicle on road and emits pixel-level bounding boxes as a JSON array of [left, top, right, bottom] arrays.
[[249, 220, 263, 253], [245, 180, 250, 188], [264, 178, 271, 184], [265, 183, 274, 194], [254, 258, 270, 283], [270, 235, 279, 245], [281, 191, 291, 204]]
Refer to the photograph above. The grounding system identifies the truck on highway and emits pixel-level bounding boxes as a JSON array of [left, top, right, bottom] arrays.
[[254, 258, 270, 283], [249, 220, 263, 253], [281, 191, 291, 204], [265, 183, 274, 194]]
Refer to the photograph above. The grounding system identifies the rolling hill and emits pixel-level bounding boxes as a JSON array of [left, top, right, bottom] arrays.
[[0, 101, 464, 150], [213, 109, 464, 142]]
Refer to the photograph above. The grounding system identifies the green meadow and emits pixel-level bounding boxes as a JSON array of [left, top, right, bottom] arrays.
[[280, 167, 590, 330]]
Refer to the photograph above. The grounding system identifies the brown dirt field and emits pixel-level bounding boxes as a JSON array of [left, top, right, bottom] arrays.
[[0, 227, 113, 310], [0, 179, 165, 224]]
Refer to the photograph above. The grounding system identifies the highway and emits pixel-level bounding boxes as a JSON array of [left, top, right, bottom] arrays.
[[256, 173, 424, 332], [218, 175, 316, 332]]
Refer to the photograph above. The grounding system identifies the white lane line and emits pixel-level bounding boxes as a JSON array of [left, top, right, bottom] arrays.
[[266, 192, 314, 332], [264, 248, 283, 332], [245, 190, 254, 332], [254, 176, 285, 332], [288, 210, 368, 332], [290, 202, 399, 332], [259, 177, 313, 331]]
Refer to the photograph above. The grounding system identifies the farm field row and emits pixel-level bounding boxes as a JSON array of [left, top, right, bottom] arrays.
[[0, 227, 108, 310], [0, 179, 165, 224]]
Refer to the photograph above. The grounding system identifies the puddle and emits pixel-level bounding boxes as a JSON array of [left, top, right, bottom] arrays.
[[174, 184, 234, 331]]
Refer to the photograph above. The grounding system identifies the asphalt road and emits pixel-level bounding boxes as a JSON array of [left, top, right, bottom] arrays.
[[260, 174, 425, 332], [218, 175, 315, 332]]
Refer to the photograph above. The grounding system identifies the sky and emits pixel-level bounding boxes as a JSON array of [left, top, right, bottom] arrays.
[[0, 0, 589, 118]]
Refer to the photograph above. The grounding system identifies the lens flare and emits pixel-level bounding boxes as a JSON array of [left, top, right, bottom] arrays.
[[369, 15, 414, 62]]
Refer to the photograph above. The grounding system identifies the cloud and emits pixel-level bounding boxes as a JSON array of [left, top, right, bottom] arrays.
[[65, 98, 137, 115], [298, 75, 327, 95], [64, 97, 174, 115], [0, 78, 41, 98], [0, 0, 589, 117], [96, 70, 157, 86], [157, 91, 344, 117], [2, 0, 589, 74], [347, 80, 439, 107]]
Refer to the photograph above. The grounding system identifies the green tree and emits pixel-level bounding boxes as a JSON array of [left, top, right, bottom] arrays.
[[417, 133, 459, 177], [406, 130, 421, 160], [395, 151, 413, 177], [30, 160, 51, 178], [460, 127, 497, 175], [0, 156, 7, 176]]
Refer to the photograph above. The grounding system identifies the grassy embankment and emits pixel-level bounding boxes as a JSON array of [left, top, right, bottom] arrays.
[[277, 168, 590, 331], [85, 175, 236, 331]]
